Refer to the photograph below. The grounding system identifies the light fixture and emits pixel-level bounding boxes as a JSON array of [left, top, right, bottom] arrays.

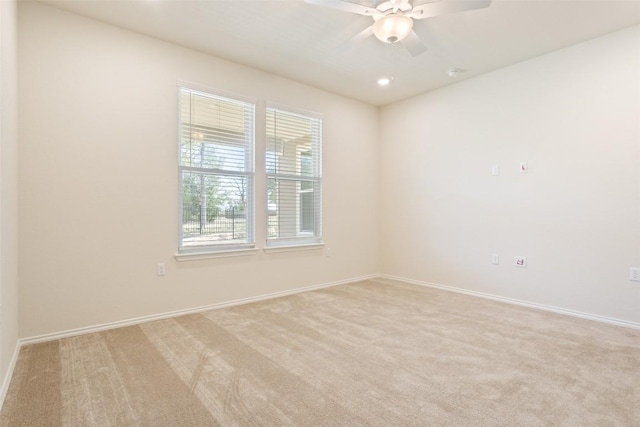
[[377, 76, 393, 86], [372, 13, 413, 44], [447, 68, 463, 78]]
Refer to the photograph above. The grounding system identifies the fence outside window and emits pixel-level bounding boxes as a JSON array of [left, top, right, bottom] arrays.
[[182, 206, 247, 242]]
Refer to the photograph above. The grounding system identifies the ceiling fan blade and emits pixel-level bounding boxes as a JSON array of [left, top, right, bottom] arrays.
[[305, 0, 381, 17], [335, 25, 373, 53], [401, 30, 428, 56], [409, 0, 491, 20], [351, 25, 374, 43]]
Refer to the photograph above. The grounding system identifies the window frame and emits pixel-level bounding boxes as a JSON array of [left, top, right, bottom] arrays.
[[177, 84, 256, 255], [265, 102, 323, 248]]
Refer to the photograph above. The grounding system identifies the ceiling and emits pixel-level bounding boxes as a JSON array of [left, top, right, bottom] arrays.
[[39, 0, 640, 106]]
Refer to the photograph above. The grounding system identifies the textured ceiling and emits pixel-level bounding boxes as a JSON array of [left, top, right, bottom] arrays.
[[39, 0, 640, 106]]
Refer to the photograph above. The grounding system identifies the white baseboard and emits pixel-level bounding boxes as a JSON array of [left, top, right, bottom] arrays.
[[0, 340, 21, 410], [379, 274, 640, 330], [21, 274, 381, 346]]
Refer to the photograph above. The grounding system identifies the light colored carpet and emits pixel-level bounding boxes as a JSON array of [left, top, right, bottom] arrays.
[[2, 279, 640, 426]]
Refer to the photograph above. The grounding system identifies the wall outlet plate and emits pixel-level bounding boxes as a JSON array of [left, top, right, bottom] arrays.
[[491, 253, 499, 265], [514, 256, 527, 267], [630, 268, 640, 282]]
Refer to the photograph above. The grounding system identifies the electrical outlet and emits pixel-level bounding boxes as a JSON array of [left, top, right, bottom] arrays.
[[157, 263, 166, 276], [519, 162, 528, 173], [629, 268, 640, 282], [491, 165, 500, 176], [514, 256, 527, 268], [491, 253, 499, 265], [325, 247, 331, 258]]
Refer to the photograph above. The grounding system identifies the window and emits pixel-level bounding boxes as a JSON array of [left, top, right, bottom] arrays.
[[178, 87, 255, 252], [266, 105, 322, 246]]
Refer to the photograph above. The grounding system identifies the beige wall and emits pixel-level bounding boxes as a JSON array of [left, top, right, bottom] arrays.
[[380, 25, 640, 323], [18, 2, 380, 338], [0, 0, 19, 383], [1, 0, 19, 381], [16, 2, 640, 340]]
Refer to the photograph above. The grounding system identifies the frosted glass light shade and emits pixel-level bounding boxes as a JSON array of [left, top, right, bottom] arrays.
[[372, 14, 413, 44]]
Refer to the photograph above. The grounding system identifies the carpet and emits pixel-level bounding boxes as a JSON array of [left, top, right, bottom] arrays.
[[2, 279, 639, 426]]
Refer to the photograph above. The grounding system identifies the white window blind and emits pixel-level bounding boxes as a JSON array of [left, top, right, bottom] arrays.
[[266, 105, 322, 245], [178, 87, 255, 251]]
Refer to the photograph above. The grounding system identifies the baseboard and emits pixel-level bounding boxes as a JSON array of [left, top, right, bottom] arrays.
[[21, 273, 381, 346], [379, 274, 640, 330], [0, 340, 21, 410]]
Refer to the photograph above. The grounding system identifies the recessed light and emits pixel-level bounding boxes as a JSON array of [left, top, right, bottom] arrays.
[[447, 68, 463, 78], [377, 77, 393, 86]]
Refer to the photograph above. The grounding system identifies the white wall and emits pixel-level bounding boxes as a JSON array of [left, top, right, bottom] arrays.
[[0, 0, 19, 384], [380, 25, 640, 323], [18, 2, 380, 338]]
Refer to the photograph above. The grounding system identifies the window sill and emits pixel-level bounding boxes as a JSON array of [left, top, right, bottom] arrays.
[[263, 242, 325, 254], [175, 247, 259, 262]]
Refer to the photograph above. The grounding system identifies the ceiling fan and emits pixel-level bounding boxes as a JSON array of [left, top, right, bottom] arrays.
[[305, 0, 492, 56]]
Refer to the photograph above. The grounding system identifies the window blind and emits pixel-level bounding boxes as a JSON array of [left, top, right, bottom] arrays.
[[266, 105, 322, 245], [178, 87, 255, 251]]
